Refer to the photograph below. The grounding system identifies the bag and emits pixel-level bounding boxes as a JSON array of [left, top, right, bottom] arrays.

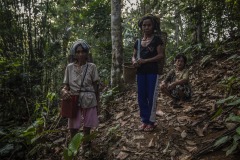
[[60, 64, 89, 118], [60, 95, 78, 118], [79, 91, 97, 108]]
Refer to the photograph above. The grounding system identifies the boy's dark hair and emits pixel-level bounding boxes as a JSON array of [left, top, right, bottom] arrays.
[[138, 14, 161, 32], [174, 54, 187, 65]]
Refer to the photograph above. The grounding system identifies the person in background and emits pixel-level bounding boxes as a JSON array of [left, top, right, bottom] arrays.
[[61, 39, 100, 149], [132, 14, 164, 132], [159, 54, 191, 108]]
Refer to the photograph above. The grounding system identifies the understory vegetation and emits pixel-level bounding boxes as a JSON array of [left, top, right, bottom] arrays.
[[0, 0, 240, 159]]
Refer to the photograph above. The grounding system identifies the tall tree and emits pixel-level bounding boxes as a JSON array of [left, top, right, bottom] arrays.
[[111, 0, 123, 87]]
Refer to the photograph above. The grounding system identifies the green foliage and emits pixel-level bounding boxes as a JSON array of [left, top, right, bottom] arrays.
[[1, 0, 240, 159], [0, 90, 61, 159], [101, 86, 120, 105], [213, 129, 240, 156], [211, 107, 223, 120], [63, 133, 84, 160], [106, 124, 121, 144], [226, 114, 240, 123], [220, 76, 240, 95], [216, 96, 237, 105], [213, 95, 240, 156], [214, 136, 231, 148]]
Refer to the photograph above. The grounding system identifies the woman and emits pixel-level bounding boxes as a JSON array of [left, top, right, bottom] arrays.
[[132, 14, 164, 132], [160, 54, 191, 107], [61, 39, 100, 148]]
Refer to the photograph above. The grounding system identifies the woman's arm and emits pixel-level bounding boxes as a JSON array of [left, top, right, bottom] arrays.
[[171, 78, 188, 86], [137, 44, 164, 64], [168, 70, 189, 89], [61, 84, 71, 100]]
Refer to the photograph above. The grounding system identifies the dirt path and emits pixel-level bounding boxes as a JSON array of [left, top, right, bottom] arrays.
[[87, 53, 240, 160]]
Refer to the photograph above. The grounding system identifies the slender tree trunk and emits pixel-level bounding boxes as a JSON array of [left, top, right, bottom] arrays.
[[196, 0, 203, 43], [174, 6, 180, 47], [111, 0, 123, 87]]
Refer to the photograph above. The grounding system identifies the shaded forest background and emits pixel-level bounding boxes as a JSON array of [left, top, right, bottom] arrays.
[[0, 0, 240, 159]]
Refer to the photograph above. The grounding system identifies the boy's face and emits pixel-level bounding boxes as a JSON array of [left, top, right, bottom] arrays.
[[142, 19, 154, 34], [175, 57, 185, 70], [75, 46, 87, 63]]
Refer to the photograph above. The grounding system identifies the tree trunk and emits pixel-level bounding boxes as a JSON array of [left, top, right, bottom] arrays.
[[195, 0, 203, 43], [174, 6, 180, 47], [111, 0, 123, 87]]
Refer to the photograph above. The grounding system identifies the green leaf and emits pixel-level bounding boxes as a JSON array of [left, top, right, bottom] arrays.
[[30, 134, 41, 144], [226, 114, 240, 123], [211, 107, 223, 120], [0, 144, 14, 156], [63, 148, 72, 160], [68, 133, 83, 156], [214, 136, 230, 147], [227, 54, 239, 61], [236, 127, 240, 135], [227, 98, 240, 106], [233, 134, 240, 142], [226, 141, 238, 156], [216, 96, 235, 105]]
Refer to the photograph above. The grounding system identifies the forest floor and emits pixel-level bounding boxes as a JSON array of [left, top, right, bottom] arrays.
[[69, 51, 240, 160], [35, 50, 240, 160]]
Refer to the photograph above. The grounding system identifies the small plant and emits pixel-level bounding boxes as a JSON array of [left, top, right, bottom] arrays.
[[101, 86, 120, 105], [220, 76, 240, 96], [63, 133, 84, 160], [213, 96, 240, 156]]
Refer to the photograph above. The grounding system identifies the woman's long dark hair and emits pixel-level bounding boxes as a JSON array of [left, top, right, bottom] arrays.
[[138, 14, 161, 33]]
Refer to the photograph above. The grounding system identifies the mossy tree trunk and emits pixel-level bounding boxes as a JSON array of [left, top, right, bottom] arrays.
[[111, 0, 123, 88]]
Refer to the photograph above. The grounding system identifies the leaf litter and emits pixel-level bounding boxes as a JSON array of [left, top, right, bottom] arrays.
[[38, 53, 240, 160]]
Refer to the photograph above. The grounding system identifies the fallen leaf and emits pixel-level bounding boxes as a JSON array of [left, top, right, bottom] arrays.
[[174, 144, 188, 154], [174, 126, 182, 132], [134, 135, 145, 140], [185, 146, 198, 153], [121, 121, 127, 127], [148, 138, 155, 148], [183, 105, 192, 113], [156, 110, 165, 116], [186, 140, 196, 146], [181, 130, 187, 139], [169, 121, 174, 126], [225, 123, 237, 130], [136, 143, 141, 149], [195, 126, 204, 137], [116, 111, 125, 120], [166, 115, 176, 121], [179, 154, 191, 160], [202, 123, 209, 133], [116, 151, 129, 160], [53, 138, 65, 144], [170, 149, 177, 157], [177, 116, 191, 125], [163, 141, 170, 154]]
